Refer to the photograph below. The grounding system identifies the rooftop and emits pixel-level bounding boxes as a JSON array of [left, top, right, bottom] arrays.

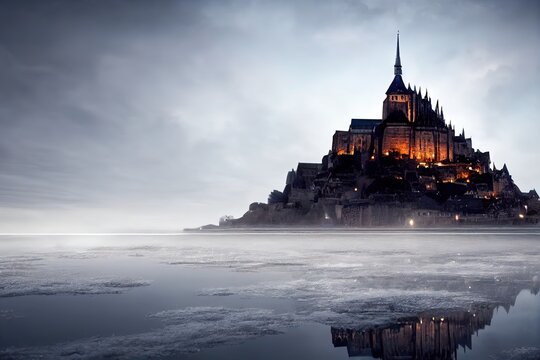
[[350, 119, 381, 132]]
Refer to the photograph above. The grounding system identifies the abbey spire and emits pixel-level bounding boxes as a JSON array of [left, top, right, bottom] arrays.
[[394, 32, 402, 75], [385, 32, 408, 95]]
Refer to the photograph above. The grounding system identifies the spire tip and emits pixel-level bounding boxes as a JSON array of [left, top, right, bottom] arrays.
[[394, 32, 402, 76]]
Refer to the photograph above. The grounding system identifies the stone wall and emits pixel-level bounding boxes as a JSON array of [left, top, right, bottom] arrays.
[[333, 131, 371, 155], [332, 131, 350, 155], [382, 125, 411, 157], [413, 130, 435, 161], [342, 204, 412, 226]]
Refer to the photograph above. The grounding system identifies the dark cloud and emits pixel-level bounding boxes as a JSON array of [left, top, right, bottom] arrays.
[[0, 0, 538, 231]]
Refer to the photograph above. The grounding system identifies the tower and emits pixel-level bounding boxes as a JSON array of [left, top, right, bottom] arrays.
[[382, 32, 413, 122]]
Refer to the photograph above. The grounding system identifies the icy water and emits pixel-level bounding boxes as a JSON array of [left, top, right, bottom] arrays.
[[0, 229, 539, 359]]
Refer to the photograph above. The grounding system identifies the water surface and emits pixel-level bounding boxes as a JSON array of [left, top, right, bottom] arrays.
[[1, 229, 539, 359]]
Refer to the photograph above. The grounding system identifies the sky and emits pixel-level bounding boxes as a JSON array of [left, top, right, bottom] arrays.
[[0, 0, 539, 232]]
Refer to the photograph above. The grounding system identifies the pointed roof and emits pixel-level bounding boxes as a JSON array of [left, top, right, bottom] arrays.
[[394, 32, 402, 76], [386, 75, 409, 94], [386, 32, 409, 95]]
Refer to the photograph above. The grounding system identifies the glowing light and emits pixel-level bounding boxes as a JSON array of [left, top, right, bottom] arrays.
[[441, 317, 444, 322], [525, 205, 528, 210], [519, 214, 525, 219], [455, 214, 460, 221], [324, 213, 330, 220], [408, 219, 414, 227], [385, 151, 390, 156], [370, 155, 375, 160], [354, 187, 358, 192]]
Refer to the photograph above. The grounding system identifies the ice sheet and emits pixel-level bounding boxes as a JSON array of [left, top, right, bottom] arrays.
[[1, 231, 539, 358]]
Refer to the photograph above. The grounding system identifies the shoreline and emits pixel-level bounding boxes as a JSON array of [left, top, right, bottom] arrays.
[[183, 223, 540, 233]]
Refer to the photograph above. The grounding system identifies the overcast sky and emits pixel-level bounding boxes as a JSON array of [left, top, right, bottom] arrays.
[[0, 0, 539, 232]]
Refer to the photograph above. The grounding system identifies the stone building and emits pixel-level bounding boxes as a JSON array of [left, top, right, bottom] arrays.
[[226, 33, 538, 228], [333, 33, 456, 163], [332, 119, 380, 155]]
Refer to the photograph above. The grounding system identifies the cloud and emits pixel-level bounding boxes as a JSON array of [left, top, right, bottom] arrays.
[[0, 0, 538, 231]]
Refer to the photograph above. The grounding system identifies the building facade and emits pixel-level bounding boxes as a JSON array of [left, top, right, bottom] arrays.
[[333, 34, 457, 163]]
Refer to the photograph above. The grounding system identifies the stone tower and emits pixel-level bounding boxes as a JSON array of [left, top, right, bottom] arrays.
[[382, 32, 414, 122]]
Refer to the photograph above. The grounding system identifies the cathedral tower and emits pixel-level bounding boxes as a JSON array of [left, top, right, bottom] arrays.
[[382, 32, 413, 122]]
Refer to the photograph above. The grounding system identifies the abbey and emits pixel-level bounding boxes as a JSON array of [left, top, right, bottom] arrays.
[[334, 34, 469, 164], [219, 34, 539, 228]]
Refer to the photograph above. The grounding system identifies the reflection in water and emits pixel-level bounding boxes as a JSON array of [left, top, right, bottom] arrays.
[[331, 287, 539, 360], [332, 309, 492, 359]]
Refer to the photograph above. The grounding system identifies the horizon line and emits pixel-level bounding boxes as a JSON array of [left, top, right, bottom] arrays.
[[0, 233, 186, 236]]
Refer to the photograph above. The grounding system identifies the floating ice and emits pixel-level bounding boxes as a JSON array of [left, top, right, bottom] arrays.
[[1, 306, 296, 359], [1, 231, 539, 358], [0, 277, 151, 297], [0, 309, 22, 320]]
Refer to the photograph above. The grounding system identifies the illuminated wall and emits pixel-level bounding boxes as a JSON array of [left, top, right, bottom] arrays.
[[413, 130, 436, 161], [332, 131, 371, 155], [382, 125, 411, 157]]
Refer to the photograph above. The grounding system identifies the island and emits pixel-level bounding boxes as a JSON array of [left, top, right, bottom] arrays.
[[215, 34, 539, 229]]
